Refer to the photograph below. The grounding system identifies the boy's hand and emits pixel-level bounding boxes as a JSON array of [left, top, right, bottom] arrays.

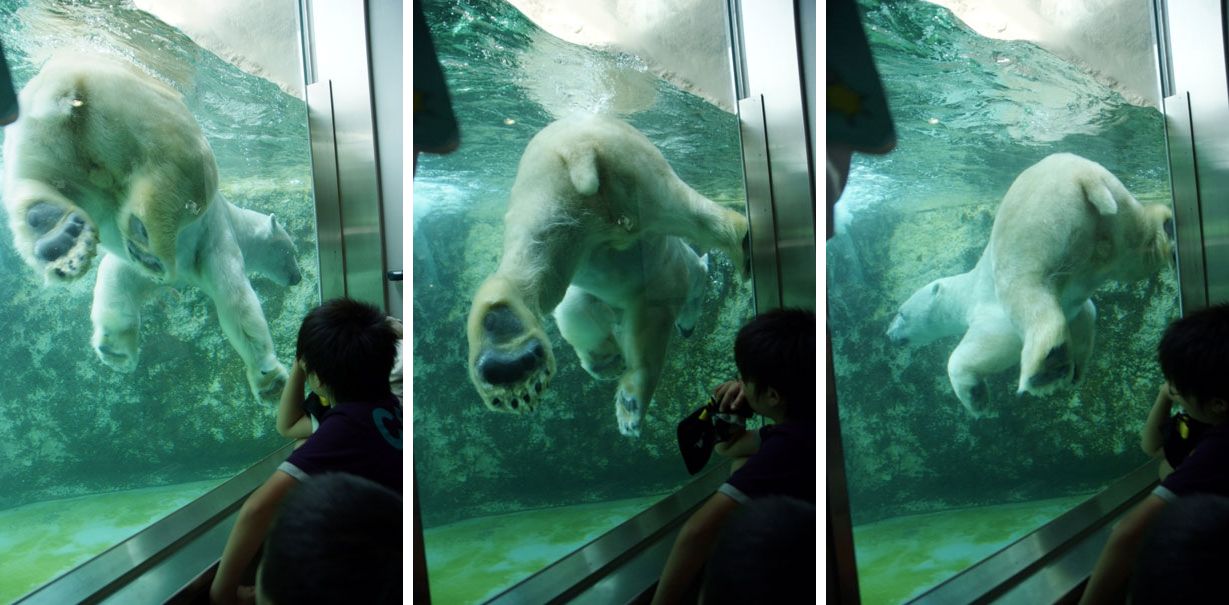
[[713, 380, 747, 415], [1155, 383, 1174, 412]]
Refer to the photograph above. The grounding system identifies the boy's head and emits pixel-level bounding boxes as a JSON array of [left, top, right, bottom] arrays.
[[296, 298, 398, 403], [734, 308, 816, 422], [1158, 303, 1229, 424], [257, 473, 402, 605]]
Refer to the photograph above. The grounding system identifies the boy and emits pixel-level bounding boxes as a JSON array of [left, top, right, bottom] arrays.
[[210, 298, 402, 605], [1081, 303, 1229, 604], [652, 308, 816, 604]]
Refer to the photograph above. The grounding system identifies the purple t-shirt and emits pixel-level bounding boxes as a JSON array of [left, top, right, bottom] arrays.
[[278, 395, 403, 494], [1155, 423, 1229, 502], [718, 421, 816, 505]]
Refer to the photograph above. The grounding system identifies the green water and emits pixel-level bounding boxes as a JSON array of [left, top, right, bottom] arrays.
[[0, 480, 222, 603], [423, 494, 666, 603]]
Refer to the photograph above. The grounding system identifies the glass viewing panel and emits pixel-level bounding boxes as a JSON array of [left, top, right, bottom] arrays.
[[829, 2, 1177, 603], [0, 2, 319, 601], [413, 0, 752, 601]]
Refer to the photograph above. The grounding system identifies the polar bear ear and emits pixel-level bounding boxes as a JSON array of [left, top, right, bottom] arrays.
[[931, 282, 941, 295]]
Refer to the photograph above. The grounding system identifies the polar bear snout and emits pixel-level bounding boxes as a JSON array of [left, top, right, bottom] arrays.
[[886, 314, 909, 345]]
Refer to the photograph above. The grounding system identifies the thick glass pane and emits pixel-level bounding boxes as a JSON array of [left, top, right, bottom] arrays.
[[0, 2, 318, 601], [413, 1, 750, 601], [829, 2, 1177, 603]]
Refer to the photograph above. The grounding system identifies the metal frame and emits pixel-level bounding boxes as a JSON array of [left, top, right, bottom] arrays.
[[15, 444, 293, 605], [1165, 0, 1229, 307], [303, 0, 389, 311], [1164, 91, 1208, 312], [733, 0, 815, 311]]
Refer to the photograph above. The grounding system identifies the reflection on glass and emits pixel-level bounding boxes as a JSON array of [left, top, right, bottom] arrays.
[[0, 2, 317, 601], [413, 0, 750, 600], [829, 3, 1177, 603]]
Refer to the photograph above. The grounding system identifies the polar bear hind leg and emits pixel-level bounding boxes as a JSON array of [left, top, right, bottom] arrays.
[[1010, 282, 1074, 395], [555, 286, 624, 380], [946, 313, 1021, 418], [5, 179, 99, 282], [91, 253, 158, 372], [614, 302, 675, 437], [1069, 300, 1097, 384]]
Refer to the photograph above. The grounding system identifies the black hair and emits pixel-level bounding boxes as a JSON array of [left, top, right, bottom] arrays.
[[700, 496, 816, 604], [1131, 494, 1229, 604], [733, 308, 816, 421], [1157, 303, 1229, 405], [295, 298, 398, 403], [259, 473, 402, 605]]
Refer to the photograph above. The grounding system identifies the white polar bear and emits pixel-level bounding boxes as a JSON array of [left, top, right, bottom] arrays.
[[2, 53, 301, 403], [466, 115, 747, 437], [887, 153, 1173, 416]]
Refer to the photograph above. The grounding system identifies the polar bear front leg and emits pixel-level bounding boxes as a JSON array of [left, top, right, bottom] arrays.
[[614, 303, 675, 437], [946, 318, 1022, 418], [554, 286, 624, 380], [91, 254, 156, 372], [6, 180, 99, 282], [199, 237, 286, 404]]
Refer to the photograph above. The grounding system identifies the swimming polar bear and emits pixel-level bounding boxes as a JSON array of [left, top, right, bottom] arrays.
[[466, 115, 747, 437], [2, 53, 300, 403], [887, 153, 1173, 416]]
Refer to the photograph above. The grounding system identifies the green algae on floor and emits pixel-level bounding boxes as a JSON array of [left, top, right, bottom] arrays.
[[853, 494, 1093, 605], [0, 480, 222, 604], [423, 494, 667, 604]]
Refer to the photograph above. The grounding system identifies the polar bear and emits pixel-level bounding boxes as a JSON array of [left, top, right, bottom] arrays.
[[3, 53, 300, 403], [887, 153, 1173, 416], [466, 115, 747, 437]]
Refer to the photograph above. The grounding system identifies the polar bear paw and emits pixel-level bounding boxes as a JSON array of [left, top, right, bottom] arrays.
[[25, 201, 97, 281], [248, 360, 288, 405], [615, 387, 642, 438], [93, 326, 140, 373], [1022, 343, 1073, 395]]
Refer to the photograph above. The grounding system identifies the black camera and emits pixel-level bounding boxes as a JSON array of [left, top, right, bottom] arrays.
[[676, 397, 754, 475]]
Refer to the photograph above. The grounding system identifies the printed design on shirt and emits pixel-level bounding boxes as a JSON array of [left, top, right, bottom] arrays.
[[373, 405, 403, 449]]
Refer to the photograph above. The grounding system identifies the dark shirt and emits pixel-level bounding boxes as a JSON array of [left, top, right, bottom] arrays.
[[1156, 422, 1229, 502], [279, 394, 403, 494], [718, 421, 816, 505]]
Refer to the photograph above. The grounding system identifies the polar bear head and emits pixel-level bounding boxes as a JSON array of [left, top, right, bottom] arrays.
[[466, 275, 557, 414], [246, 214, 302, 287], [886, 275, 967, 347]]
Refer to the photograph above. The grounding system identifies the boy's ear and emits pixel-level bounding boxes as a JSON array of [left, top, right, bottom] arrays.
[[764, 385, 783, 408]]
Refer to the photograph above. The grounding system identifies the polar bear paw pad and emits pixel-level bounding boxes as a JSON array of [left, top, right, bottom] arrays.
[[27, 202, 97, 280], [615, 389, 642, 438]]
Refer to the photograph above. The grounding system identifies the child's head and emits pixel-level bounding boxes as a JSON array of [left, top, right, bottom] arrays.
[[1158, 303, 1229, 424], [257, 473, 401, 605], [733, 308, 816, 422], [296, 298, 398, 403]]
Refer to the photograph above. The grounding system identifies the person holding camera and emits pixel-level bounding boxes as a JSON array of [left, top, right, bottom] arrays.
[[652, 308, 816, 604]]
